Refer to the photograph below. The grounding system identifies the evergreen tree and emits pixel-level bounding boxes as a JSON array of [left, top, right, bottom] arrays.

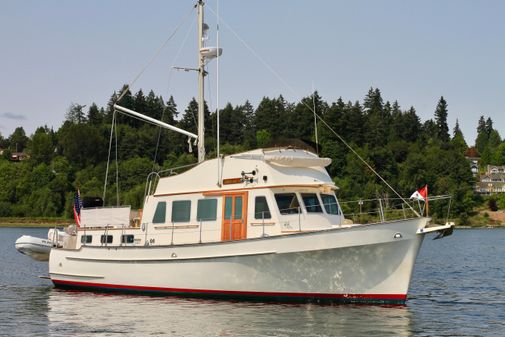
[[28, 126, 54, 164], [402, 107, 422, 143], [485, 117, 493, 135], [452, 119, 467, 152], [364, 88, 389, 147], [475, 115, 488, 154], [241, 100, 256, 147], [87, 103, 103, 125], [163, 96, 178, 124], [434, 96, 449, 142], [477, 115, 486, 134], [8, 127, 29, 152], [144, 90, 161, 120], [59, 123, 103, 168], [218, 103, 245, 145], [255, 96, 287, 138], [492, 143, 505, 165], [290, 91, 325, 142], [422, 119, 437, 141], [453, 119, 462, 137], [65, 103, 87, 124]]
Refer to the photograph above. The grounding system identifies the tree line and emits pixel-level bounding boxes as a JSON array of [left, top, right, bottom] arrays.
[[0, 86, 502, 222]]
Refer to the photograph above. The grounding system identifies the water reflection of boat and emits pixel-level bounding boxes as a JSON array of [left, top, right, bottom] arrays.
[[47, 290, 413, 336], [17, 0, 453, 304]]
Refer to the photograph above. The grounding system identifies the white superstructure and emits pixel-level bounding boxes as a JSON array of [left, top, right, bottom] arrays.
[[46, 147, 452, 303]]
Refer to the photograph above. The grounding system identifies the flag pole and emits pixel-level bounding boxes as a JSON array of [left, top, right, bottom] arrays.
[[426, 185, 429, 216]]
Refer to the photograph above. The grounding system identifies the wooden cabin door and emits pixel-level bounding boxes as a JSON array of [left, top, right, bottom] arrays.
[[221, 192, 248, 241]]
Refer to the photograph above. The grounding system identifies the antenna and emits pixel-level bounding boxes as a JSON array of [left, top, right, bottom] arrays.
[[216, 0, 221, 186], [312, 82, 319, 155]]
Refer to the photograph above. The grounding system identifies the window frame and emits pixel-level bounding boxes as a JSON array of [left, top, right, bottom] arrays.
[[254, 196, 272, 219], [321, 193, 340, 215], [197, 198, 218, 222], [274, 193, 301, 215], [234, 196, 243, 220], [121, 234, 135, 244], [171, 200, 191, 223], [152, 201, 167, 224], [80, 235, 92, 244], [224, 196, 233, 220], [100, 235, 113, 244], [301, 193, 323, 213]]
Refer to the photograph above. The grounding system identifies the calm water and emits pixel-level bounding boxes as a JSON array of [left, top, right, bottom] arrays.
[[0, 227, 504, 337]]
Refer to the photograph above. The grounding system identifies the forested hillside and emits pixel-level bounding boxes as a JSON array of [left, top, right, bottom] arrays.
[[1, 86, 503, 222]]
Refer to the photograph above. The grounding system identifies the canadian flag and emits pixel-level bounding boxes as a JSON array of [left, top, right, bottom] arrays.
[[410, 185, 428, 201]]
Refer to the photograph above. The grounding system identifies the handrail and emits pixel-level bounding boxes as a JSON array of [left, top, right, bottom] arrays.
[[73, 195, 452, 247], [157, 162, 199, 176]]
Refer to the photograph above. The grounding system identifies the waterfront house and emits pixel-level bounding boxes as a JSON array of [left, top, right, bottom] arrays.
[[464, 147, 480, 177], [9, 152, 29, 162], [475, 165, 505, 194]]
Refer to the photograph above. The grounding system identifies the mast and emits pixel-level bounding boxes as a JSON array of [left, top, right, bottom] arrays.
[[197, 0, 206, 163]]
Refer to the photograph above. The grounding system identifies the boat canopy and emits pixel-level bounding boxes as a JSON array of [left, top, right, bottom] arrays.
[[80, 206, 131, 228], [264, 154, 331, 167], [230, 149, 332, 168]]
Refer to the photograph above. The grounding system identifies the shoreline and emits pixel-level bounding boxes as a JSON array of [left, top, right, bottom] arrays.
[[0, 218, 72, 228], [0, 223, 70, 228]]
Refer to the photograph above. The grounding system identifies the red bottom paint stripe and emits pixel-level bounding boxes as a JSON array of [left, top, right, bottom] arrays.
[[51, 279, 407, 301]]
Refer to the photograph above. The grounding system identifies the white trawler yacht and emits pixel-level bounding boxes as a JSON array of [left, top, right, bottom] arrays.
[[17, 1, 453, 304]]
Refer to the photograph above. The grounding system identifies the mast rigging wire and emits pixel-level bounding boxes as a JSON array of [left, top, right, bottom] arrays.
[[206, 5, 419, 216], [152, 15, 197, 169], [116, 5, 196, 104], [103, 111, 116, 205]]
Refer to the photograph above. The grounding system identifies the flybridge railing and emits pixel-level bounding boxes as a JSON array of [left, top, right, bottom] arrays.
[[144, 163, 199, 199], [339, 195, 453, 224]]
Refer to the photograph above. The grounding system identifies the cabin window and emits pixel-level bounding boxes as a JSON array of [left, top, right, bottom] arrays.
[[152, 201, 167, 224], [100, 235, 113, 244], [234, 196, 243, 220], [301, 193, 323, 213], [321, 194, 340, 215], [81, 235, 92, 244], [197, 199, 217, 221], [121, 234, 134, 244], [172, 200, 191, 222], [224, 196, 233, 220], [254, 196, 271, 219], [274, 193, 300, 215]]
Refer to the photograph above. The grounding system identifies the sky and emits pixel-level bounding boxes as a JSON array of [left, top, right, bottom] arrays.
[[1, 0, 504, 145]]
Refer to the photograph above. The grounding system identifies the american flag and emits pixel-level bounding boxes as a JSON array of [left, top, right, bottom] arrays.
[[73, 189, 83, 227]]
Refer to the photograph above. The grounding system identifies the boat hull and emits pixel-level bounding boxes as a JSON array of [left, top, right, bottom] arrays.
[[49, 217, 427, 304], [15, 235, 52, 261]]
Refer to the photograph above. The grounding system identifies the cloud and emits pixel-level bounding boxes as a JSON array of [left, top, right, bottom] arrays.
[[0, 112, 26, 120]]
